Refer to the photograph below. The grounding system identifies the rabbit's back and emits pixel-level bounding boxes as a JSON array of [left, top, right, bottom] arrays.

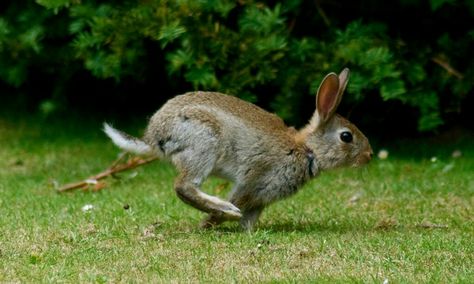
[[172, 92, 288, 132], [145, 91, 296, 147]]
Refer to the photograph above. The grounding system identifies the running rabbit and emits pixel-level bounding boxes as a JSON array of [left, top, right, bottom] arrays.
[[104, 68, 372, 230]]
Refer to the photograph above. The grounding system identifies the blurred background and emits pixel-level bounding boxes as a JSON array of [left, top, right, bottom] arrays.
[[1, 0, 473, 141]]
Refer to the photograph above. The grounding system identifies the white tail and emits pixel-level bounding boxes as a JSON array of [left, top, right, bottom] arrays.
[[103, 123, 153, 155]]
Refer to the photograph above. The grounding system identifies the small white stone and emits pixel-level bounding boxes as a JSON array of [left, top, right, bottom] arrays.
[[377, 149, 389, 160], [430, 157, 437, 163], [81, 204, 94, 212]]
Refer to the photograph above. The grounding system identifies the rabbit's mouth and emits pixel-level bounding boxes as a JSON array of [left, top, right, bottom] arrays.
[[353, 151, 373, 166]]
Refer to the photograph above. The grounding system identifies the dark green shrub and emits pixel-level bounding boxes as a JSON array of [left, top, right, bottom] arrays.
[[0, 0, 472, 131]]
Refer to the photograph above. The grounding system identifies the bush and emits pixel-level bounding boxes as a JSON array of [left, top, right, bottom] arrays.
[[0, 0, 473, 131]]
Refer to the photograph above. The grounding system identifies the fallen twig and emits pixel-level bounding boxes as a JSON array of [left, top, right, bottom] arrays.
[[57, 154, 159, 193], [431, 56, 464, 79]]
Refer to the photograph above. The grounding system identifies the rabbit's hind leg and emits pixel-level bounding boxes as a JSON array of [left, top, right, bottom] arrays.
[[174, 176, 241, 220], [172, 147, 241, 221]]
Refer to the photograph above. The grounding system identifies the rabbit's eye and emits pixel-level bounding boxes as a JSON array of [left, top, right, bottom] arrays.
[[340, 131, 353, 143]]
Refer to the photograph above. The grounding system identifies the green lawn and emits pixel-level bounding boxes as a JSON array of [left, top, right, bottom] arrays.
[[0, 114, 473, 283]]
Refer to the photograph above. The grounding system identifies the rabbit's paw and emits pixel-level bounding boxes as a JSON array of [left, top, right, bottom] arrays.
[[220, 202, 242, 220]]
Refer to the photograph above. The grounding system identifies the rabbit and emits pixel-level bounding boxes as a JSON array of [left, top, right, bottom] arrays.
[[103, 68, 373, 230]]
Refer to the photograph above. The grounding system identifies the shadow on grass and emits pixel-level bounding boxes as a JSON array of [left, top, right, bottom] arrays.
[[206, 221, 383, 234], [206, 219, 439, 235]]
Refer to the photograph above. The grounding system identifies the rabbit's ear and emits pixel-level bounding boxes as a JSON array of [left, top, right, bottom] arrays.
[[337, 68, 350, 97], [333, 68, 350, 110], [316, 72, 340, 123]]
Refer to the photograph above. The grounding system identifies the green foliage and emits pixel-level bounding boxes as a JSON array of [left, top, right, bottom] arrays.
[[0, 4, 44, 86], [35, 0, 72, 11], [430, 0, 455, 11], [1, 0, 473, 131]]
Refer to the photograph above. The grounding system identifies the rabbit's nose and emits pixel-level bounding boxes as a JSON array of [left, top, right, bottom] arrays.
[[365, 151, 373, 161]]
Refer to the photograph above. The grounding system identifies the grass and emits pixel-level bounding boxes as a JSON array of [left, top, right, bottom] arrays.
[[0, 113, 473, 283]]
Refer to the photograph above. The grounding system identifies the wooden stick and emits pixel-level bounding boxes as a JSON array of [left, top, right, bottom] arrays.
[[431, 56, 464, 79], [57, 155, 159, 193]]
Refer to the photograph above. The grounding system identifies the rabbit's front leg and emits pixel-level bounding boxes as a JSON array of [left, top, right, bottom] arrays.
[[200, 213, 225, 228], [229, 189, 265, 231], [239, 206, 264, 231]]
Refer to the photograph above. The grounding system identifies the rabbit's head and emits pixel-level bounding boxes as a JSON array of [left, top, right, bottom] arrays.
[[299, 68, 373, 170]]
